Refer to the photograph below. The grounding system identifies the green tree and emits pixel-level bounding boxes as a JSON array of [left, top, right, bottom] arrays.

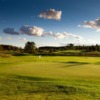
[[67, 43, 74, 50], [24, 41, 36, 53]]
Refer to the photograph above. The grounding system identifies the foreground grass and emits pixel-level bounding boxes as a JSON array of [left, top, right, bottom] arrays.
[[0, 56, 100, 100]]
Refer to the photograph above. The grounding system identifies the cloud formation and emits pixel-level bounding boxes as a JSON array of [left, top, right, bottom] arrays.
[[20, 25, 44, 36], [3, 28, 19, 35], [81, 18, 100, 32], [3, 25, 83, 40], [39, 9, 62, 20], [46, 31, 83, 39], [3, 25, 44, 36]]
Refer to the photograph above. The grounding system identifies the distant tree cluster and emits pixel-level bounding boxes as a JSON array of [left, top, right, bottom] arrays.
[[39, 43, 100, 52], [0, 44, 22, 52]]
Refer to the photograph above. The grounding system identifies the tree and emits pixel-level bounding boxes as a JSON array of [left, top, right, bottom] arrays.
[[24, 41, 36, 53], [67, 43, 74, 50]]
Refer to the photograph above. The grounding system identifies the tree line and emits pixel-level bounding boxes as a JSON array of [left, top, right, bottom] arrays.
[[1, 42, 100, 56], [0, 44, 22, 52], [38, 43, 100, 52]]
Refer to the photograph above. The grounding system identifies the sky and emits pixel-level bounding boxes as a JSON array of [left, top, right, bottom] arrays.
[[1, 0, 100, 47]]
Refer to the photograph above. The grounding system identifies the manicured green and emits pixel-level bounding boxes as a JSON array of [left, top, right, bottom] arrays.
[[0, 56, 100, 100]]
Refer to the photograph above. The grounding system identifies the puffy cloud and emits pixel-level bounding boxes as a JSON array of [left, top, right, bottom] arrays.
[[20, 25, 44, 36], [52, 32, 70, 39], [3, 26, 44, 36], [44, 32, 66, 39], [54, 33, 67, 39], [39, 9, 62, 20], [46, 31, 83, 39], [3, 28, 19, 35], [3, 25, 83, 40], [81, 18, 100, 32]]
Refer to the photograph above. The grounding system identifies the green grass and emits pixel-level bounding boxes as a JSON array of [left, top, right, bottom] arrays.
[[0, 56, 100, 100], [55, 50, 82, 53]]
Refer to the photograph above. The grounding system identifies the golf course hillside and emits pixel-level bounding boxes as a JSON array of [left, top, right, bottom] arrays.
[[0, 56, 100, 100], [1, 0, 100, 99]]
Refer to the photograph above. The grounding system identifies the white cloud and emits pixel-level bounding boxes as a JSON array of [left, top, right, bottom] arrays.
[[39, 9, 62, 20], [53, 32, 70, 39], [46, 31, 83, 39], [3, 25, 83, 41], [3, 28, 19, 35], [70, 34, 83, 40], [20, 25, 44, 36], [81, 18, 100, 32], [54, 33, 66, 39]]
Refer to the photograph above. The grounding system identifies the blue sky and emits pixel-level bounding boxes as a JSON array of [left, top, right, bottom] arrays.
[[0, 0, 100, 47]]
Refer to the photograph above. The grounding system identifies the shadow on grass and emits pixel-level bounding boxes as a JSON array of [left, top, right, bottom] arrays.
[[56, 85, 79, 94], [0, 74, 81, 94], [13, 53, 31, 56], [95, 62, 100, 65], [8, 74, 55, 82], [67, 61, 89, 64], [61, 61, 89, 67], [0, 74, 96, 98]]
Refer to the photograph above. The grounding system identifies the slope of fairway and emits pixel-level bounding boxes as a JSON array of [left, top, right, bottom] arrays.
[[0, 56, 100, 100]]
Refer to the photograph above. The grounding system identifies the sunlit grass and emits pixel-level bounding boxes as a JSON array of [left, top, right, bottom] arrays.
[[0, 56, 100, 100]]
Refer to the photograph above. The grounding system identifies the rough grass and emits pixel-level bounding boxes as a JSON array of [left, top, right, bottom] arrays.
[[0, 56, 100, 100]]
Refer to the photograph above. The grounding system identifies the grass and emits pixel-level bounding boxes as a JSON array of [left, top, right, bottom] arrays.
[[0, 56, 100, 100], [55, 50, 82, 53]]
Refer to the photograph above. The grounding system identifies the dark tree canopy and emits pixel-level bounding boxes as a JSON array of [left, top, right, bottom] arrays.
[[0, 44, 22, 51], [24, 41, 36, 53]]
